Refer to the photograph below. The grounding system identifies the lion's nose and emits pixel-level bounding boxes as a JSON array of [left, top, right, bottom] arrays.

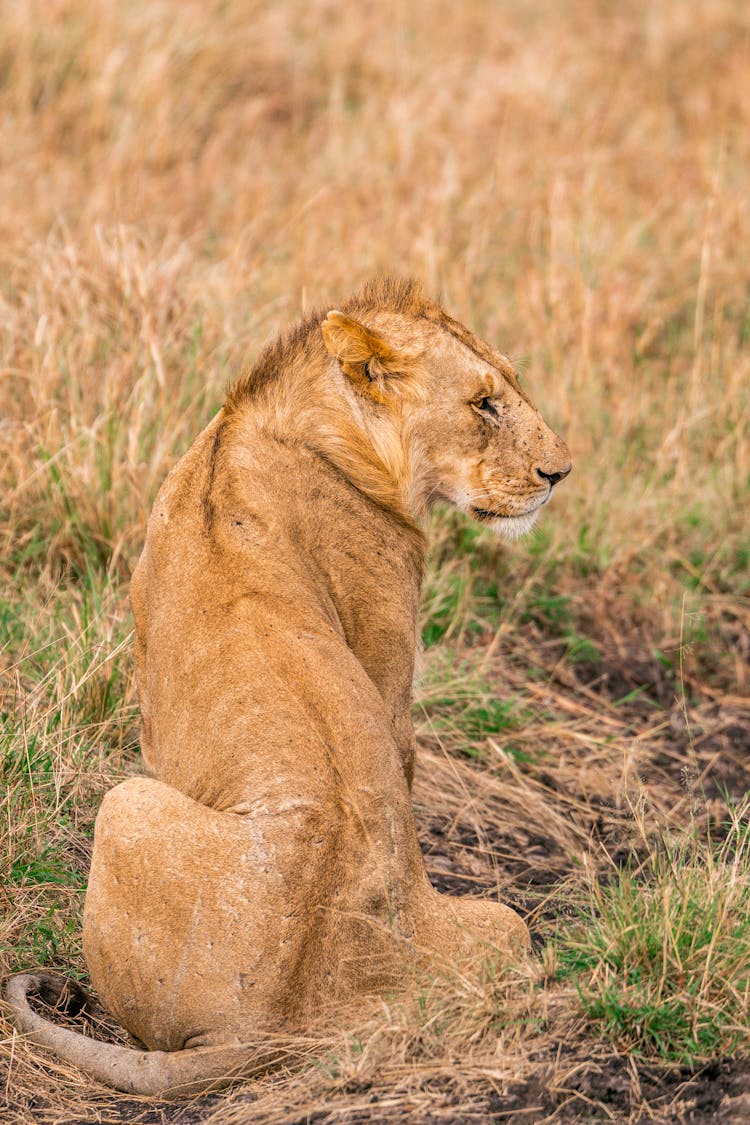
[[537, 464, 572, 488]]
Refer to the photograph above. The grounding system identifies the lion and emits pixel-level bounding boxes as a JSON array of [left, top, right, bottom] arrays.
[[6, 278, 571, 1096]]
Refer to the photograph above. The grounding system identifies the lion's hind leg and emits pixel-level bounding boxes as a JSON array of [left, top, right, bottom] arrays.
[[83, 777, 291, 1053]]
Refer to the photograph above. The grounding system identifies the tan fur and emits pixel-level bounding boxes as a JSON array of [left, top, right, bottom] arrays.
[[5, 278, 570, 1096]]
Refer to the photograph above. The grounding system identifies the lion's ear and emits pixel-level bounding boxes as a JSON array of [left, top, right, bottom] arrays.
[[321, 310, 421, 401]]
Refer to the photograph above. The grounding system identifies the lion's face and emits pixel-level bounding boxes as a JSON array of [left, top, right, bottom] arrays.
[[320, 295, 570, 536], [408, 325, 571, 538]]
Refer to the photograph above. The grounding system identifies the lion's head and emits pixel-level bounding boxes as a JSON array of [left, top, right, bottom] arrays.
[[318, 280, 571, 537]]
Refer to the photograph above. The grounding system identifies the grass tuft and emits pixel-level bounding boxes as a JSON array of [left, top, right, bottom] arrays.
[[553, 801, 750, 1063]]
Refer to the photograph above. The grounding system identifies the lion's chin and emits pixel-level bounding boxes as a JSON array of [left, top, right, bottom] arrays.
[[470, 508, 540, 540]]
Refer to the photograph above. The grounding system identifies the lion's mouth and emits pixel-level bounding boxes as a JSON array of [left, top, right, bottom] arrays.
[[469, 506, 542, 539], [471, 506, 510, 522], [470, 500, 546, 523]]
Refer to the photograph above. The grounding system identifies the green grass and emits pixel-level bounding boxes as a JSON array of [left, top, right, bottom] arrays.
[[0, 571, 138, 988], [420, 513, 507, 647], [416, 654, 530, 762], [552, 801, 750, 1063]]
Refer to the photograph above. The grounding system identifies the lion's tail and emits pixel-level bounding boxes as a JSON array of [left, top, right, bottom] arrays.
[[4, 973, 290, 1097]]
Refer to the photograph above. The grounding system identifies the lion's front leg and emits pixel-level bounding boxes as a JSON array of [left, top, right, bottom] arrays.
[[408, 886, 530, 969]]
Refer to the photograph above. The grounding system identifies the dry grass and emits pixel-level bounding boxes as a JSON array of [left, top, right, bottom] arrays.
[[1, 0, 749, 1121]]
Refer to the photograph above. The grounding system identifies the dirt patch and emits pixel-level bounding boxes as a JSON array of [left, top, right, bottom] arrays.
[[288, 1054, 750, 1124], [649, 706, 750, 806], [421, 816, 570, 900], [486, 1053, 750, 1125]]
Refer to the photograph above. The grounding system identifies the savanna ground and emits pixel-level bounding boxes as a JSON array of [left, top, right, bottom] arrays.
[[1, 1, 749, 1121]]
